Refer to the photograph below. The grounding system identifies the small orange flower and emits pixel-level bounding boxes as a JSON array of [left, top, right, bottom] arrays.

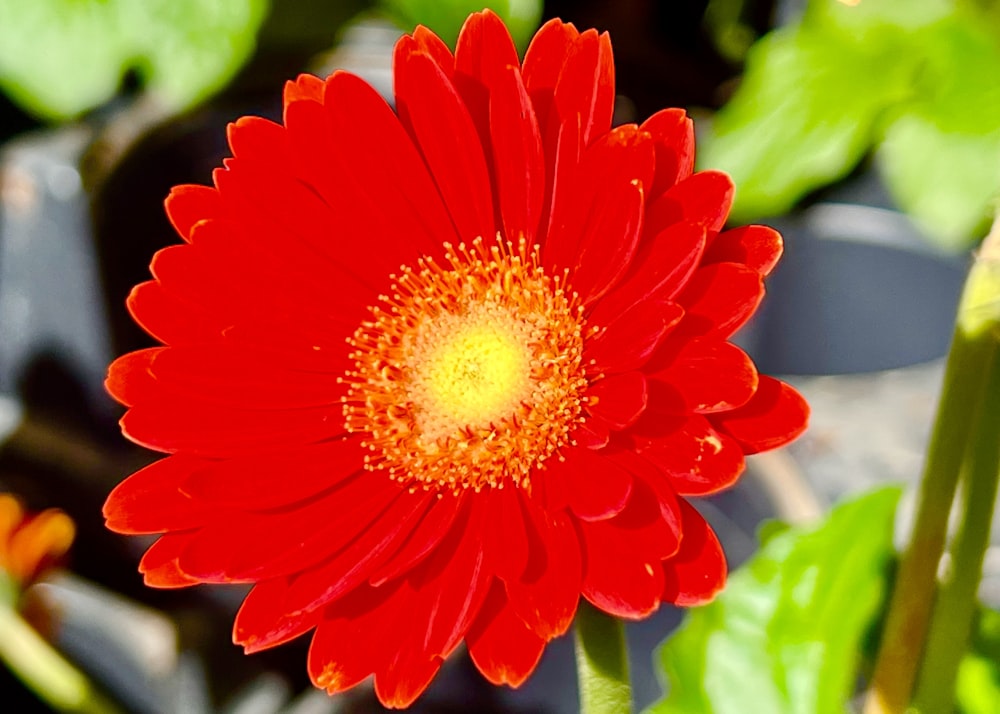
[[0, 495, 75, 589]]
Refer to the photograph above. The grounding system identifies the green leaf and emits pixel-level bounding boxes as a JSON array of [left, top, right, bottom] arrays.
[[957, 609, 1000, 714], [380, 0, 543, 52], [802, 0, 952, 41], [698, 25, 918, 222], [0, 0, 268, 122], [876, 16, 1000, 249], [648, 487, 902, 714]]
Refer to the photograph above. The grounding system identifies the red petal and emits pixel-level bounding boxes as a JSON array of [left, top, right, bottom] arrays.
[[104, 456, 212, 534], [121, 398, 344, 457], [164, 185, 222, 242], [486, 486, 530, 583], [585, 299, 684, 374], [126, 281, 222, 346], [455, 9, 520, 154], [106, 348, 161, 408], [634, 415, 746, 496], [545, 126, 653, 304], [553, 29, 614, 148], [586, 371, 648, 430], [490, 65, 545, 243], [711, 376, 809, 454], [468, 582, 545, 686], [138, 533, 199, 588], [322, 71, 460, 256], [394, 49, 495, 242], [522, 20, 580, 131], [283, 73, 325, 104], [661, 501, 727, 606], [571, 420, 610, 449], [407, 495, 493, 658], [544, 447, 633, 521], [645, 170, 734, 235], [705, 224, 784, 276], [641, 108, 695, 197], [179, 439, 365, 510], [648, 337, 758, 414], [368, 493, 464, 586], [176, 474, 400, 581], [234, 578, 321, 653], [309, 581, 408, 696], [578, 476, 677, 618], [587, 221, 706, 328], [280, 491, 434, 615], [374, 647, 443, 710], [506, 502, 581, 639], [675, 262, 764, 338]]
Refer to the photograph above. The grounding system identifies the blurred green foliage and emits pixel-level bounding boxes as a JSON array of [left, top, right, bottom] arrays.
[[380, 0, 543, 51], [648, 487, 901, 714], [701, 0, 1000, 249], [0, 0, 268, 121], [957, 608, 1000, 713]]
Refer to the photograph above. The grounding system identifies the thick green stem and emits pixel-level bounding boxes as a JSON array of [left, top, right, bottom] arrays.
[[865, 219, 1000, 714], [574, 600, 633, 714], [0, 604, 123, 714], [912, 292, 1000, 712], [863, 330, 993, 714]]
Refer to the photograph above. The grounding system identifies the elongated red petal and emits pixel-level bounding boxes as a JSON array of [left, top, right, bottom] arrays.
[[234, 578, 321, 653], [675, 262, 764, 338], [395, 49, 496, 242], [138, 532, 199, 588], [642, 108, 695, 197], [506, 502, 581, 639], [648, 337, 758, 414], [490, 65, 545, 243], [468, 582, 545, 686], [104, 456, 212, 534], [704, 224, 783, 275], [634, 415, 746, 496], [712, 376, 810, 453], [645, 170, 734, 234], [164, 185, 222, 242], [179, 439, 365, 510], [661, 501, 727, 606], [586, 371, 648, 430], [587, 221, 706, 328], [544, 446, 633, 522], [585, 299, 684, 374]]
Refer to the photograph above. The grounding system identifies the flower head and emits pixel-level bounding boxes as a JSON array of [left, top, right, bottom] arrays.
[[104, 10, 808, 708], [1, 494, 75, 593]]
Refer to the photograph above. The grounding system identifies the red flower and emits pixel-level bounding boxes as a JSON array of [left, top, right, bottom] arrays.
[[104, 10, 808, 708]]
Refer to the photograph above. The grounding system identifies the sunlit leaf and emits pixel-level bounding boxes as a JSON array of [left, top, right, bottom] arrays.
[[957, 608, 1000, 714], [648, 487, 901, 714], [0, 0, 268, 121], [698, 25, 917, 222], [877, 17, 1000, 249]]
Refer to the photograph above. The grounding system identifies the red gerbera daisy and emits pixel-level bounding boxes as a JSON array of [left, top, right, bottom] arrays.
[[104, 10, 808, 708]]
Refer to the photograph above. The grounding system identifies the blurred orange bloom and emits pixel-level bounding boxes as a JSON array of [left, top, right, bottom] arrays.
[[0, 495, 75, 588]]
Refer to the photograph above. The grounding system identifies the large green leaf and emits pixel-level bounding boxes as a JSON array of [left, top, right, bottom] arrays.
[[876, 16, 1000, 249], [380, 0, 543, 51], [648, 487, 902, 714], [698, 25, 918, 222], [0, 0, 267, 121], [957, 608, 1000, 714]]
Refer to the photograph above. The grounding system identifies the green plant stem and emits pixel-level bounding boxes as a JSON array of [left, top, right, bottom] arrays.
[[863, 328, 993, 714], [865, 217, 1000, 714], [912, 337, 1000, 712], [0, 603, 123, 714], [574, 600, 633, 714]]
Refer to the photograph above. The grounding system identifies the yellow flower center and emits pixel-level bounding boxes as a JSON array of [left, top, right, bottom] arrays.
[[343, 237, 589, 491]]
